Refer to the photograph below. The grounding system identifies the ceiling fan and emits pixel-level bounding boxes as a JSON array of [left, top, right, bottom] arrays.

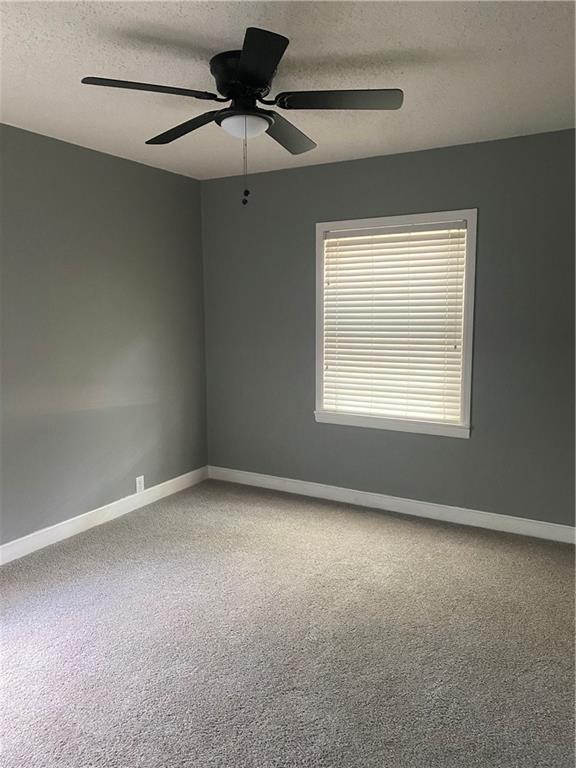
[[82, 27, 404, 155]]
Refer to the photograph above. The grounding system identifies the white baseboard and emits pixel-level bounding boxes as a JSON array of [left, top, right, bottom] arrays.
[[3, 464, 571, 564], [208, 466, 575, 544], [0, 466, 208, 565]]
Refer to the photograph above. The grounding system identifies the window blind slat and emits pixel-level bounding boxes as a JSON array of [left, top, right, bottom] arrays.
[[325, 372, 461, 383]]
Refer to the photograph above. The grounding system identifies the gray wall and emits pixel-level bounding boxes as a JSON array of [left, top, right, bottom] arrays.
[[1, 125, 206, 542], [202, 130, 575, 526], [2, 127, 573, 542]]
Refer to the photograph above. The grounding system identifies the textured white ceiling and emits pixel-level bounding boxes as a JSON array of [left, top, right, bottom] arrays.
[[0, 1, 573, 179]]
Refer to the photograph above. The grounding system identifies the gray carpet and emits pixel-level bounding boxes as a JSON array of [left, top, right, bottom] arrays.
[[1, 480, 574, 767]]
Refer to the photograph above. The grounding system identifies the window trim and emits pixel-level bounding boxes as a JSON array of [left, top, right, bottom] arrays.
[[315, 209, 478, 439]]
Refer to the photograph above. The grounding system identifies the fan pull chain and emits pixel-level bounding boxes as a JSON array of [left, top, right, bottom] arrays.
[[242, 115, 250, 206]]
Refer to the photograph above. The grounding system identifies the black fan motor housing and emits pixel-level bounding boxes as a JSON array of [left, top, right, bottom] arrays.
[[209, 51, 271, 103]]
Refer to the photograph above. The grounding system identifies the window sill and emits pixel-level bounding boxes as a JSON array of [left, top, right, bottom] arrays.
[[314, 410, 470, 438]]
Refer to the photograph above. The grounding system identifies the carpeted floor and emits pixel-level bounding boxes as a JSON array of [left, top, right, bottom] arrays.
[[1, 480, 574, 767]]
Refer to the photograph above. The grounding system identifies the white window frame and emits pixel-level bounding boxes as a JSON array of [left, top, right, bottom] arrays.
[[315, 209, 477, 438]]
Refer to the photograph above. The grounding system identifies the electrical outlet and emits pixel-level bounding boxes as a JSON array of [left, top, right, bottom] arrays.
[[136, 475, 145, 494]]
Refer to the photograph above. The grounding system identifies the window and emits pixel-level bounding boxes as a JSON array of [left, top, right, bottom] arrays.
[[316, 210, 477, 438]]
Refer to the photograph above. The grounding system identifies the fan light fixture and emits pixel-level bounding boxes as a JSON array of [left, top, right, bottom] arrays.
[[220, 114, 270, 139]]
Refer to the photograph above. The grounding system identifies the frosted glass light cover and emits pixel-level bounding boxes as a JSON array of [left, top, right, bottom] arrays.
[[220, 114, 269, 139]]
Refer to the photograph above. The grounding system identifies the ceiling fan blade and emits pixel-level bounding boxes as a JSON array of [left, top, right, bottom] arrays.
[[266, 112, 316, 155], [146, 110, 221, 145], [238, 27, 289, 85], [81, 77, 223, 101], [275, 89, 404, 110]]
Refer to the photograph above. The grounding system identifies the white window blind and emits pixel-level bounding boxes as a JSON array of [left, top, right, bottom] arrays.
[[316, 211, 476, 438]]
